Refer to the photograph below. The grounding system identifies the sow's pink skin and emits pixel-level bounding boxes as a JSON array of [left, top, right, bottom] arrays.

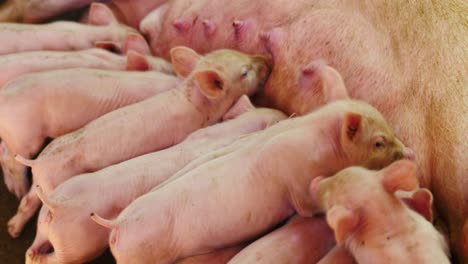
[[140, 0, 309, 58], [4, 68, 178, 236], [12, 47, 269, 239], [141, 2, 467, 260], [309, 160, 451, 264], [25, 97, 286, 264], [228, 215, 335, 264], [91, 63, 413, 264], [0, 3, 137, 55]]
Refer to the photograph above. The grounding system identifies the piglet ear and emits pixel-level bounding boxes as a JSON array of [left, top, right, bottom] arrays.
[[193, 70, 225, 99], [126, 51, 149, 71], [170, 47, 201, 77], [400, 188, 433, 222], [381, 160, 418, 193], [88, 3, 118, 26], [222, 95, 255, 121], [326, 205, 359, 245], [341, 112, 362, 143], [123, 33, 151, 55]]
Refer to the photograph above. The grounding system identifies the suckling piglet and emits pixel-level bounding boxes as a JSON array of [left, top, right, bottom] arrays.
[[309, 160, 450, 264], [13, 46, 269, 240], [91, 62, 414, 264], [5, 68, 178, 235], [25, 96, 285, 264]]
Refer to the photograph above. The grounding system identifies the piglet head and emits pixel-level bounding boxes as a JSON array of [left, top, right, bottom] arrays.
[[338, 103, 415, 170], [170, 46, 270, 124], [309, 160, 419, 245]]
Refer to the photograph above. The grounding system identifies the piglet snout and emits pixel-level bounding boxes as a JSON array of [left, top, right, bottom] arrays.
[[403, 147, 415, 161]]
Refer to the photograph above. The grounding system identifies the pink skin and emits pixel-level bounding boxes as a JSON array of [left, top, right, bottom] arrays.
[[25, 97, 286, 264], [92, 64, 413, 263], [140, 0, 309, 58], [4, 69, 178, 236], [228, 215, 335, 264], [0, 0, 167, 26], [0, 47, 173, 91], [317, 246, 356, 264], [0, 0, 98, 23], [176, 245, 245, 264], [105, 0, 169, 28], [0, 46, 173, 199], [309, 160, 450, 263], [0, 32, 173, 92], [0, 3, 137, 55], [13, 47, 269, 241], [143, 2, 467, 260]]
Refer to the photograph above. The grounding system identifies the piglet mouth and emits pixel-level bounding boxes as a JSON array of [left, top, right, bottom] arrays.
[[27, 240, 54, 259], [37, 241, 54, 254]]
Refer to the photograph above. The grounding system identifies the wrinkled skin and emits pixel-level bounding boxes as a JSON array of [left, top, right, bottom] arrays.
[[94, 64, 413, 264], [26, 97, 286, 264], [14, 47, 268, 243], [0, 3, 137, 55], [309, 160, 450, 263], [5, 68, 178, 236], [142, 1, 467, 261], [228, 215, 335, 264]]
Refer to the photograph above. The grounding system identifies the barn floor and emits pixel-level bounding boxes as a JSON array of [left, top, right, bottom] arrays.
[[0, 173, 116, 263]]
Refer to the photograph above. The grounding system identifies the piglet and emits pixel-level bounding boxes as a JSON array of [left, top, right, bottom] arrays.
[[25, 97, 285, 263], [309, 160, 450, 264], [0, 0, 95, 23], [14, 46, 269, 240], [228, 215, 335, 264], [0, 3, 136, 55], [0, 39, 174, 91], [5, 68, 178, 236], [1, 66, 177, 200], [91, 62, 413, 263]]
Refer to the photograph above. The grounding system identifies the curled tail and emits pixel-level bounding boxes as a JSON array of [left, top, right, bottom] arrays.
[[15, 155, 35, 167], [90, 213, 118, 229]]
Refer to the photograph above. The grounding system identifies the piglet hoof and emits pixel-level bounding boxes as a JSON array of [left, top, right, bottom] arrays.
[[7, 218, 22, 238]]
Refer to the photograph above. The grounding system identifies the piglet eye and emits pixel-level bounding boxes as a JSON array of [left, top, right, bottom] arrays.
[[240, 65, 251, 78], [374, 140, 385, 149]]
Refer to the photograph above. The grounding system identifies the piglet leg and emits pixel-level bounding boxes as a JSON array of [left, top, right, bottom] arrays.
[[0, 142, 28, 198], [8, 188, 41, 238]]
